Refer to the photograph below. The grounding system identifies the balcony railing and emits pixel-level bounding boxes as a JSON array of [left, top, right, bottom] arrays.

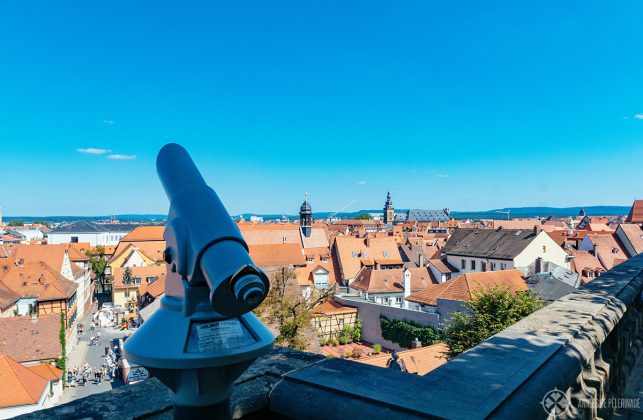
[[22, 253, 643, 420]]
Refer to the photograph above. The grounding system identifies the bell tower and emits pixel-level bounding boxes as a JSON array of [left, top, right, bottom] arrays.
[[383, 192, 395, 224], [300, 193, 312, 238]]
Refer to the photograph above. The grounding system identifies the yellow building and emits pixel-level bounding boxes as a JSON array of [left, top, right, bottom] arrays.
[[312, 300, 358, 339]]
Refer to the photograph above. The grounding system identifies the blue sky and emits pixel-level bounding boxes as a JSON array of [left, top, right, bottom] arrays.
[[1, 1, 642, 216]]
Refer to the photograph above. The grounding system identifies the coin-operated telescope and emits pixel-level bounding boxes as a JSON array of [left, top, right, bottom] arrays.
[[124, 143, 274, 419]]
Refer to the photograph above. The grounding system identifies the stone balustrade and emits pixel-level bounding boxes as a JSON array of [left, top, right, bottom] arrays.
[[19, 254, 643, 419]]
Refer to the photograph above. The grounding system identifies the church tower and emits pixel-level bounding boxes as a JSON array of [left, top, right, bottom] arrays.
[[300, 193, 312, 238], [579, 206, 586, 217], [383, 191, 395, 224]]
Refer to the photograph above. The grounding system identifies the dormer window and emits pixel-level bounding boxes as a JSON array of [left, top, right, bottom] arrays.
[[307, 258, 314, 263], [363, 252, 369, 258], [383, 251, 389, 258], [352, 251, 358, 258]]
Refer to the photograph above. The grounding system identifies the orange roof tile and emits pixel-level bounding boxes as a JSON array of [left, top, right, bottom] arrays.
[[312, 299, 357, 315], [0, 315, 62, 362], [27, 363, 63, 381], [120, 226, 165, 242], [351, 267, 437, 294], [334, 237, 402, 280], [406, 269, 527, 306], [626, 200, 643, 224], [9, 244, 69, 274], [584, 234, 629, 269], [0, 354, 49, 408], [0, 261, 78, 301], [357, 343, 449, 375], [248, 243, 306, 267]]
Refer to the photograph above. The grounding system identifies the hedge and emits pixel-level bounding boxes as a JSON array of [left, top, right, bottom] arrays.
[[379, 315, 442, 348]]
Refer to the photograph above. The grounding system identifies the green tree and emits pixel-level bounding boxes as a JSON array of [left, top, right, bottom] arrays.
[[355, 213, 372, 220], [8, 220, 24, 226], [55, 312, 67, 383], [86, 246, 108, 293], [254, 267, 334, 351], [443, 287, 543, 359]]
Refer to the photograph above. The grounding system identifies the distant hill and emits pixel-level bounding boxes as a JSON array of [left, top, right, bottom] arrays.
[[452, 206, 630, 220], [2, 205, 630, 223]]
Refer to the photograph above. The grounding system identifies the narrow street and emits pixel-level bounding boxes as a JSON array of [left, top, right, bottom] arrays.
[[58, 297, 130, 405]]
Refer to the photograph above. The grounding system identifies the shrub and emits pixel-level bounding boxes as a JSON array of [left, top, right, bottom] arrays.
[[372, 343, 382, 354], [329, 337, 338, 346], [338, 334, 350, 345], [343, 351, 353, 358], [443, 287, 543, 359], [352, 348, 364, 358], [319, 337, 328, 346], [379, 315, 442, 348]]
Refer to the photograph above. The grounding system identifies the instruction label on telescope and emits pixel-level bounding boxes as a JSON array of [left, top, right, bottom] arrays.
[[190, 319, 251, 352]]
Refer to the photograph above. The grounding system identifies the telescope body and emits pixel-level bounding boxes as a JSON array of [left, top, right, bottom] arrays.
[[124, 143, 275, 418]]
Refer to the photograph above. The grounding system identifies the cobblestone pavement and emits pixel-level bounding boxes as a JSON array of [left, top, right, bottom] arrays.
[[58, 303, 130, 405]]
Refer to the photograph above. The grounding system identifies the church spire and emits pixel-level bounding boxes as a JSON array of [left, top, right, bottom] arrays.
[[383, 191, 395, 225], [300, 192, 312, 237]]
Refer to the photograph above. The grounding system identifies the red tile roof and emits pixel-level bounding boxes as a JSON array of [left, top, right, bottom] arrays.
[[351, 267, 436, 294], [357, 343, 449, 376], [0, 261, 78, 301], [27, 363, 63, 381], [0, 315, 62, 363], [120, 226, 165, 242], [406, 270, 527, 306], [313, 299, 357, 315], [626, 200, 643, 223], [0, 354, 49, 408]]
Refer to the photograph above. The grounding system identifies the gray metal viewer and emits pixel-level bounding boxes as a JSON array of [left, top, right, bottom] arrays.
[[124, 143, 274, 419]]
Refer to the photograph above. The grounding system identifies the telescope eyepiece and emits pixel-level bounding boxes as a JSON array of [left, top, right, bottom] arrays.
[[233, 274, 266, 307]]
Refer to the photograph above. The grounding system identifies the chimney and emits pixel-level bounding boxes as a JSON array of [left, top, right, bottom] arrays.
[[592, 243, 598, 256], [533, 225, 542, 236], [403, 268, 411, 308], [365, 237, 371, 247], [418, 254, 425, 267], [535, 257, 543, 274], [18, 258, 24, 267], [411, 338, 422, 349]]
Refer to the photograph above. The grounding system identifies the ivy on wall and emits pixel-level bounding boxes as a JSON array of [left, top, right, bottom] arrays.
[[379, 315, 442, 348]]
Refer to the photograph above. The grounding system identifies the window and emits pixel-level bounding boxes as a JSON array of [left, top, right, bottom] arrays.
[[315, 321, 321, 328], [395, 297, 402, 304], [362, 252, 369, 258], [471, 260, 476, 270], [307, 258, 314, 263], [383, 251, 389, 258], [134, 277, 141, 286], [500, 263, 506, 270], [461, 259, 466, 269], [352, 251, 359, 258], [338, 318, 345, 326], [71, 236, 79, 243], [146, 276, 156, 284], [125, 290, 130, 298], [321, 257, 329, 263], [543, 245, 547, 253], [490, 262, 496, 271]]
